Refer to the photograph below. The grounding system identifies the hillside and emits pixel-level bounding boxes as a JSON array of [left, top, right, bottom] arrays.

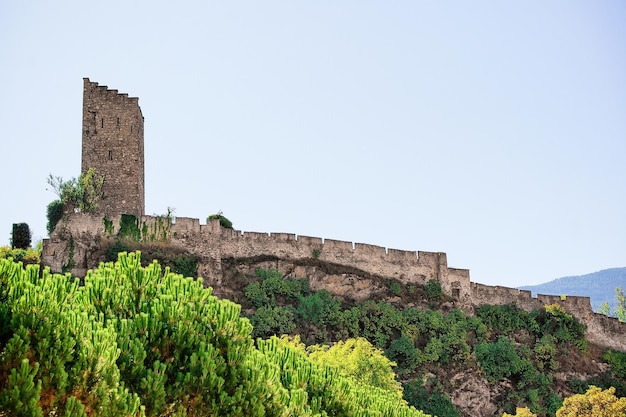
[[519, 268, 626, 312], [2, 247, 626, 417], [0, 253, 429, 417]]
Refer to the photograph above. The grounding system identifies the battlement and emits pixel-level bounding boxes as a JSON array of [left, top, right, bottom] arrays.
[[84, 78, 142, 111]]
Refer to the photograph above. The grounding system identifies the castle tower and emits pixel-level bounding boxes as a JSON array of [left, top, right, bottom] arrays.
[[81, 78, 145, 217]]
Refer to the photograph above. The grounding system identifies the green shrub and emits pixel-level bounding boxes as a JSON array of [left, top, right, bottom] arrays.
[[403, 379, 459, 417], [172, 254, 198, 278], [476, 336, 525, 382], [46, 200, 64, 235], [105, 241, 130, 262], [250, 306, 297, 339], [46, 168, 104, 213], [385, 335, 420, 374], [531, 304, 586, 350], [245, 281, 270, 307], [603, 349, 626, 379], [387, 280, 402, 296], [534, 334, 559, 371], [424, 279, 442, 300], [345, 301, 408, 348], [207, 213, 233, 229], [245, 268, 310, 308], [476, 304, 530, 335], [296, 289, 341, 327]]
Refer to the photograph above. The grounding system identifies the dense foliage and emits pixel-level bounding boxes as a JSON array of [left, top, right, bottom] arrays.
[[556, 386, 626, 416], [598, 287, 626, 322], [0, 254, 428, 417], [0, 245, 40, 266], [207, 213, 233, 229], [241, 268, 626, 416], [46, 168, 104, 214], [46, 200, 64, 235], [11, 223, 31, 250]]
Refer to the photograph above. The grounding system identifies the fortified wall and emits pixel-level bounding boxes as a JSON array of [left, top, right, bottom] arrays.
[[42, 213, 626, 351]]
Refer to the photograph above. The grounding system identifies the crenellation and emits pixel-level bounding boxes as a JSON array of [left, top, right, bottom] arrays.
[[416, 251, 440, 268], [243, 231, 271, 240], [273, 233, 297, 242], [323, 239, 354, 252], [172, 217, 201, 233], [354, 242, 386, 257], [297, 235, 323, 245], [387, 248, 418, 263]]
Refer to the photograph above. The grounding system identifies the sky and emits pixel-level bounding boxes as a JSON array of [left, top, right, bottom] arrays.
[[1, 1, 624, 287]]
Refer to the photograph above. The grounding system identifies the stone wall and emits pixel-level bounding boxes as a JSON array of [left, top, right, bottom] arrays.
[[82, 79, 145, 217], [42, 213, 626, 351]]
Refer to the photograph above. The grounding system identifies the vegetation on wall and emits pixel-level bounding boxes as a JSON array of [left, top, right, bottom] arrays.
[[46, 200, 64, 235], [207, 212, 233, 229], [46, 168, 104, 214], [0, 254, 429, 417], [598, 287, 626, 322]]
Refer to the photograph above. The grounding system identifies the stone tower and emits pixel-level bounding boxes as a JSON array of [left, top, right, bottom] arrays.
[[81, 78, 145, 217]]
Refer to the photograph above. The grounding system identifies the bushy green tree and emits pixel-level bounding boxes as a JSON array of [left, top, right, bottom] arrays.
[[308, 337, 403, 399], [46, 168, 104, 213], [556, 386, 626, 417], [403, 379, 459, 417], [250, 305, 297, 339], [207, 212, 233, 229], [424, 279, 443, 300], [46, 200, 64, 235], [475, 336, 526, 382], [11, 223, 31, 250], [385, 336, 421, 374], [598, 287, 626, 322]]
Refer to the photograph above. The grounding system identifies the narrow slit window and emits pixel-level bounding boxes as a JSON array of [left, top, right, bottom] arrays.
[[101, 118, 104, 128], [117, 117, 120, 126], [108, 150, 113, 160]]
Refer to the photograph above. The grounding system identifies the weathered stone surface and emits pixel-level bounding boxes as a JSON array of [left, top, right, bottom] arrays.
[[82, 78, 144, 218], [448, 372, 504, 417]]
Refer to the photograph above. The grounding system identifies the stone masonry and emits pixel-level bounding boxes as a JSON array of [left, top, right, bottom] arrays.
[[82, 78, 144, 217]]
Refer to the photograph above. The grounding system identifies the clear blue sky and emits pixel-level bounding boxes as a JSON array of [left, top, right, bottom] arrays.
[[1, 1, 624, 287]]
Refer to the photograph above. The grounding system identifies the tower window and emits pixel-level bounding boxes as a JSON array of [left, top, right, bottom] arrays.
[[117, 117, 120, 126], [108, 150, 113, 160], [101, 118, 104, 128]]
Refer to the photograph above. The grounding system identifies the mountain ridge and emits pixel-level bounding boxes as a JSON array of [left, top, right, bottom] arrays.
[[518, 267, 626, 312]]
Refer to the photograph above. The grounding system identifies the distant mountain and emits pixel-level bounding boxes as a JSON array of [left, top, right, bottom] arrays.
[[519, 267, 626, 313]]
